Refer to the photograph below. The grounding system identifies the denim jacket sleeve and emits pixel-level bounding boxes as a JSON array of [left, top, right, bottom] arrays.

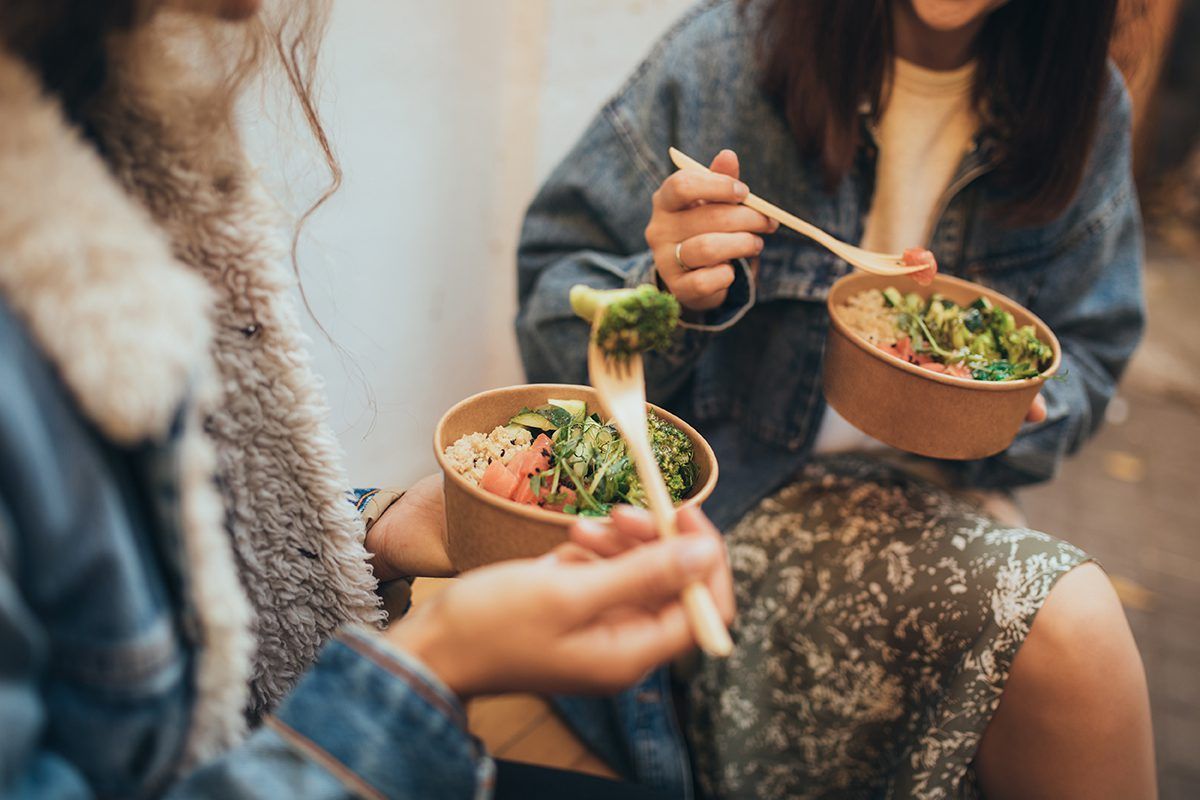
[[515, 22, 755, 401], [956, 71, 1146, 487], [0, 512, 492, 800], [167, 628, 494, 800]]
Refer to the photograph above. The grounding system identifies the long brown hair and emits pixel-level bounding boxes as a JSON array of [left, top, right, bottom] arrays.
[[0, 0, 343, 331], [750, 0, 1121, 224]]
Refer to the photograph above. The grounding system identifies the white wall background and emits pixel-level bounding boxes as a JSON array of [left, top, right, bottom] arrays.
[[246, 0, 693, 487]]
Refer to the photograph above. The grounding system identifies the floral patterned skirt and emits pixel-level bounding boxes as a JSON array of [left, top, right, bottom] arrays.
[[687, 455, 1089, 799]]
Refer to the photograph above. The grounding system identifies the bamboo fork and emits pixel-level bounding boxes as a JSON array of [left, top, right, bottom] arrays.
[[587, 329, 733, 658], [668, 147, 928, 277]]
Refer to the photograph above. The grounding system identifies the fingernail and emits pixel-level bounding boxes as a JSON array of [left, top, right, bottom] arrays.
[[615, 505, 652, 523], [769, 219, 780, 232], [754, 236, 764, 253], [733, 180, 749, 199], [676, 536, 718, 576], [574, 519, 608, 537]]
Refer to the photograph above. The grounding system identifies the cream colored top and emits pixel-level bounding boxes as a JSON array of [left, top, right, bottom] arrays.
[[814, 57, 978, 454]]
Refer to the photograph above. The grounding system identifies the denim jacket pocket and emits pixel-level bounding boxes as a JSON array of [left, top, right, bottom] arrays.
[[753, 242, 854, 305], [961, 179, 1133, 310], [46, 614, 191, 794], [49, 614, 186, 698], [961, 250, 1051, 310]]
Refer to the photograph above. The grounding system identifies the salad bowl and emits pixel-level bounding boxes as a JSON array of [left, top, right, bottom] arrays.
[[434, 384, 717, 571], [823, 272, 1062, 460]]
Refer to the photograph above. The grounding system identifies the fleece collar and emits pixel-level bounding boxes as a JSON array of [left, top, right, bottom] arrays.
[[0, 47, 213, 444]]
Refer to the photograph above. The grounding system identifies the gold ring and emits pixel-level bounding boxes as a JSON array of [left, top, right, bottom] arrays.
[[674, 242, 691, 271]]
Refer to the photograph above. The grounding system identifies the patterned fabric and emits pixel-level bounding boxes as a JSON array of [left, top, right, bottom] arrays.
[[352, 488, 414, 617], [687, 455, 1089, 799], [353, 488, 407, 533]]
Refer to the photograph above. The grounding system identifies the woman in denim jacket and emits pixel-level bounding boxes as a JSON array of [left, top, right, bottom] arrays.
[[0, 0, 736, 797], [518, 0, 1156, 796]]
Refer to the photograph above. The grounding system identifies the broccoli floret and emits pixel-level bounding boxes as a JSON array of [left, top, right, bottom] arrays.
[[968, 328, 1000, 360], [1002, 325, 1053, 369], [569, 284, 681, 360], [988, 308, 1016, 336], [647, 412, 698, 502]]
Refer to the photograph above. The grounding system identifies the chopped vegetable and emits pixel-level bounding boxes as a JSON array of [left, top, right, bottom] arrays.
[[846, 286, 1054, 382], [569, 284, 681, 360], [645, 411, 698, 502], [546, 398, 587, 421], [902, 247, 938, 286], [447, 401, 699, 516], [508, 411, 557, 431]]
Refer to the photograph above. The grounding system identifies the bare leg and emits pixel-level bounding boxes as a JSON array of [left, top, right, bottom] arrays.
[[973, 563, 1156, 799]]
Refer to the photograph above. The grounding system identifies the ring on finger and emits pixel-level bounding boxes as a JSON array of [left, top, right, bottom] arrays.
[[674, 242, 692, 271]]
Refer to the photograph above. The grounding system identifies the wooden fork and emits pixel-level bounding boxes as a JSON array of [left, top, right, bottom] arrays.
[[587, 330, 733, 658], [668, 147, 927, 277]]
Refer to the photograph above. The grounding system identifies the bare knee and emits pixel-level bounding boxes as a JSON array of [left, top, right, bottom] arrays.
[[1023, 564, 1145, 693], [975, 563, 1156, 799]]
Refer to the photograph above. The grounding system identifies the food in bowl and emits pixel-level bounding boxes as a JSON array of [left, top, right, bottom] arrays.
[[901, 247, 938, 286], [824, 272, 1062, 460], [569, 283, 680, 360], [442, 398, 698, 517], [840, 286, 1054, 382], [434, 384, 717, 570]]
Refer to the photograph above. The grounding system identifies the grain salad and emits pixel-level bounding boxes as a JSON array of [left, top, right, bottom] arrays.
[[840, 285, 1054, 381], [839, 288, 899, 346], [443, 425, 532, 486], [443, 398, 698, 516]]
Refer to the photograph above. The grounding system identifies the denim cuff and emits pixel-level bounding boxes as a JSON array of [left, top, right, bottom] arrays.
[[270, 626, 494, 799], [626, 255, 755, 333]]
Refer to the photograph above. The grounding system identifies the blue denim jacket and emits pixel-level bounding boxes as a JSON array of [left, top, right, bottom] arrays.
[[517, 0, 1144, 793], [0, 299, 493, 798]]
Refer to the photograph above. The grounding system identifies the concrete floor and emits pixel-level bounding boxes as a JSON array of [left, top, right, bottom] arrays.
[[1020, 237, 1200, 798]]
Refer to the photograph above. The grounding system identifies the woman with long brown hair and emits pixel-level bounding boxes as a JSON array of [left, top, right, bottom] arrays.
[[518, 0, 1156, 796], [0, 0, 735, 796]]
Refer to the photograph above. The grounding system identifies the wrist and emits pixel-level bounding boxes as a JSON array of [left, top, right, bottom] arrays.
[[385, 603, 477, 700], [364, 518, 404, 583], [359, 488, 407, 583]]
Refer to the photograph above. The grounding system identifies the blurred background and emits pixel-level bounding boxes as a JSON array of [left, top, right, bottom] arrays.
[[244, 1, 1199, 794], [245, 0, 699, 486]]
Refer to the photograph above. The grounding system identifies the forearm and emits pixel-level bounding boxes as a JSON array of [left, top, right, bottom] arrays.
[[354, 479, 454, 584], [168, 628, 492, 800]]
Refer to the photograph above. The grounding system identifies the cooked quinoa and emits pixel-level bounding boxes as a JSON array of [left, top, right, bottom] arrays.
[[443, 425, 533, 485], [840, 288, 899, 345]]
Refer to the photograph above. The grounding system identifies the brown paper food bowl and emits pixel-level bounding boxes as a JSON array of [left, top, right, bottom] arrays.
[[823, 272, 1061, 460], [433, 383, 718, 572]]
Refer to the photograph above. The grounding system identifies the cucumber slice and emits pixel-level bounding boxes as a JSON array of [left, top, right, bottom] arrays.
[[547, 398, 587, 420], [509, 411, 557, 431], [581, 419, 615, 451], [537, 405, 574, 429], [882, 287, 904, 308]]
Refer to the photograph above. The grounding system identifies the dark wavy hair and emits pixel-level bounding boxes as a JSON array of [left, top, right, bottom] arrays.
[[749, 0, 1121, 224], [0, 0, 343, 331]]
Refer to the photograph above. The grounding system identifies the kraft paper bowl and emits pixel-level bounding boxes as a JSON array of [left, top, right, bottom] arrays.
[[434, 384, 718, 572], [823, 272, 1061, 460]]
